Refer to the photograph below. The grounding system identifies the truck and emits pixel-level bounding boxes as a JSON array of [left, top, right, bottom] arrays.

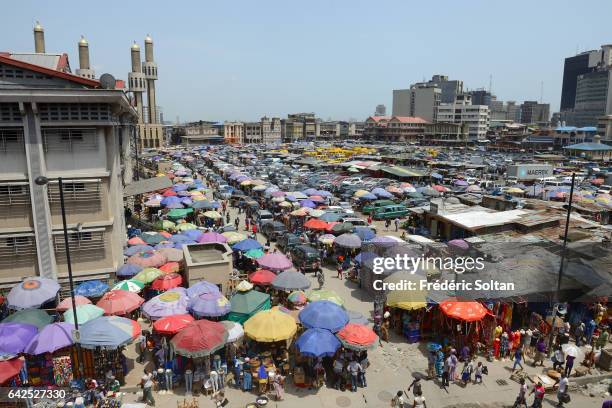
[[506, 164, 553, 181]]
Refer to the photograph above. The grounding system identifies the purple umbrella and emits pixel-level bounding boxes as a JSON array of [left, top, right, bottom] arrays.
[[448, 239, 469, 250], [236, 175, 249, 182], [176, 191, 191, 197], [180, 230, 204, 241], [170, 234, 195, 244], [257, 253, 293, 271], [124, 245, 155, 256], [24, 322, 74, 354], [198, 232, 228, 243], [317, 190, 333, 197], [186, 281, 221, 298], [142, 291, 189, 320], [172, 184, 189, 192], [165, 201, 184, 209], [117, 263, 143, 277], [190, 292, 231, 317], [454, 179, 469, 186], [300, 199, 317, 208], [180, 198, 194, 206], [0, 323, 38, 353], [271, 191, 286, 198], [302, 188, 319, 196], [161, 196, 181, 206]]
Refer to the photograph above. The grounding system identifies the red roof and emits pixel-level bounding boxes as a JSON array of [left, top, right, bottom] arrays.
[[367, 116, 391, 123], [390, 116, 429, 124], [0, 54, 100, 88]]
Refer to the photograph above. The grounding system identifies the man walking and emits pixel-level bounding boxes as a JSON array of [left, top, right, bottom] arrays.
[[140, 369, 155, 406], [347, 359, 362, 392], [394, 217, 400, 232]]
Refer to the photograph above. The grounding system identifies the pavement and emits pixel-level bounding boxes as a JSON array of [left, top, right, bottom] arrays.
[[118, 182, 608, 408]]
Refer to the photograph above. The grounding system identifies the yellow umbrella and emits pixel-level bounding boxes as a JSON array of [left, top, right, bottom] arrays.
[[384, 273, 426, 310], [134, 267, 163, 284], [222, 232, 246, 244], [244, 309, 297, 342], [203, 211, 222, 219], [192, 195, 206, 201], [506, 187, 524, 194], [240, 180, 253, 186], [306, 289, 344, 306], [236, 280, 254, 292], [290, 208, 310, 216], [175, 223, 197, 231], [354, 189, 369, 197], [278, 201, 292, 207]]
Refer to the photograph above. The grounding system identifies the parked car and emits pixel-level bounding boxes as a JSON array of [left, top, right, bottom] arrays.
[[362, 199, 397, 214], [371, 204, 409, 220], [276, 232, 301, 253], [261, 221, 287, 241], [217, 225, 237, 233], [254, 210, 274, 226], [290, 244, 322, 273], [339, 217, 377, 232]]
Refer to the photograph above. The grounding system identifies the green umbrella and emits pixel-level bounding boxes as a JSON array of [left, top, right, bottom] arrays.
[[244, 248, 265, 259], [63, 304, 104, 324], [134, 267, 163, 284], [112, 279, 145, 293], [167, 208, 194, 221], [140, 232, 165, 245], [154, 220, 176, 231], [2, 309, 53, 330], [175, 223, 197, 231], [306, 289, 345, 306]]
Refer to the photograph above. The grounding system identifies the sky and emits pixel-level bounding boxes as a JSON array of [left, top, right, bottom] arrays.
[[3, 1, 612, 123]]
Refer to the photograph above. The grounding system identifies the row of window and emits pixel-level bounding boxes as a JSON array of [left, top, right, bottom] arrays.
[[0, 180, 102, 206], [0, 230, 104, 258]]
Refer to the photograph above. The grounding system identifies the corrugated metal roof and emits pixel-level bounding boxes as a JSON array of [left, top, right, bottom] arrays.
[[563, 142, 612, 151], [123, 176, 172, 197], [9, 53, 61, 70]]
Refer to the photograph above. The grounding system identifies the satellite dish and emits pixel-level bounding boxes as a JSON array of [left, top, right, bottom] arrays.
[[99, 73, 116, 90]]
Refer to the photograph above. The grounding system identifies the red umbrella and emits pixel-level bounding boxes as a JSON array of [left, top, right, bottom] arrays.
[[159, 262, 180, 274], [162, 189, 177, 197], [171, 320, 228, 357], [0, 358, 24, 384], [248, 269, 277, 286], [432, 185, 448, 192], [304, 218, 329, 230], [153, 314, 194, 335], [337, 323, 377, 351], [439, 298, 488, 322], [128, 236, 146, 246], [96, 290, 144, 316], [56, 295, 92, 312], [325, 222, 340, 232], [150, 273, 183, 291], [158, 231, 172, 239]]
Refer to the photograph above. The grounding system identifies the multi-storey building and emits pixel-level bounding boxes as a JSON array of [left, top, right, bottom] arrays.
[[374, 104, 386, 116], [319, 121, 349, 139], [223, 121, 244, 144], [572, 69, 612, 127], [436, 94, 489, 141], [520, 101, 550, 124], [363, 116, 427, 142], [281, 113, 318, 142], [423, 122, 468, 145], [560, 48, 605, 111], [0, 24, 138, 289], [392, 83, 440, 122], [430, 75, 464, 104], [244, 122, 262, 144], [261, 116, 281, 144]]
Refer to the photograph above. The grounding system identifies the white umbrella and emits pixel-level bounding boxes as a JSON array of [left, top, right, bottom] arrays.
[[222, 321, 244, 342], [562, 344, 582, 360]]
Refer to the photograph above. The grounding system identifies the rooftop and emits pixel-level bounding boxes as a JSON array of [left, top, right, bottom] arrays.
[[563, 142, 612, 151]]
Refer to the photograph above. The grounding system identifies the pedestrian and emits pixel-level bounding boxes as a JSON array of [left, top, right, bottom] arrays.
[[391, 391, 406, 408], [435, 350, 444, 378], [394, 217, 400, 232], [333, 358, 344, 390], [385, 219, 391, 230], [512, 346, 524, 372], [412, 390, 427, 408], [555, 373, 569, 407], [317, 270, 325, 289], [533, 337, 546, 366], [449, 350, 458, 381], [140, 368, 155, 406], [381, 314, 390, 342], [358, 353, 368, 387], [512, 378, 528, 408], [367, 215, 372, 224], [574, 323, 585, 347], [272, 373, 285, 401], [442, 355, 451, 388], [427, 351, 436, 379], [474, 361, 483, 384], [252, 223, 258, 236], [337, 263, 343, 280], [530, 381, 545, 408], [407, 377, 422, 397], [565, 353, 575, 377], [348, 359, 361, 392], [245, 218, 250, 231], [597, 327, 609, 350], [234, 216, 240, 229], [552, 346, 565, 372], [136, 331, 146, 363], [226, 212, 230, 225], [586, 319, 597, 345], [460, 360, 472, 385]]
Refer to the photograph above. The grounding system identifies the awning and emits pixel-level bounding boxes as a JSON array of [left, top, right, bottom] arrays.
[[123, 176, 173, 197]]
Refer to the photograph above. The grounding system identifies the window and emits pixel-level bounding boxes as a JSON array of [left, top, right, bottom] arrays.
[[43, 128, 98, 152], [0, 235, 36, 258], [0, 184, 29, 206], [54, 230, 104, 253], [0, 128, 25, 152], [47, 179, 101, 203]]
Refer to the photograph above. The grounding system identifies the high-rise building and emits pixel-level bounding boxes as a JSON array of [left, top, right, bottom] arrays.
[[560, 49, 603, 111], [430, 75, 464, 104], [436, 94, 489, 140], [0, 23, 138, 288], [244, 122, 262, 143], [375, 104, 386, 116], [521, 101, 550, 124], [572, 69, 612, 127], [392, 83, 440, 122], [469, 89, 493, 106]]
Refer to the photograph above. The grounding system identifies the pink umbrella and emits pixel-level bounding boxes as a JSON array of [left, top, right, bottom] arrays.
[[197, 232, 228, 244], [127, 236, 146, 246], [56, 296, 92, 312], [126, 251, 168, 268], [257, 253, 293, 272]]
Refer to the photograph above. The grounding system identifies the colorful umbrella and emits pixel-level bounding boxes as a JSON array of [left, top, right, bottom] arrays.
[[299, 301, 349, 332], [171, 320, 228, 357], [198, 232, 228, 244], [244, 248, 264, 259], [112, 279, 145, 293], [190, 292, 231, 317], [0, 323, 38, 354], [306, 289, 344, 306], [384, 273, 427, 311], [63, 304, 104, 324], [272, 270, 311, 291], [186, 281, 220, 298], [175, 223, 197, 231], [24, 322, 74, 354], [96, 290, 144, 316], [288, 290, 307, 305], [140, 232, 166, 245], [56, 296, 92, 312], [133, 267, 163, 284], [353, 226, 375, 241], [151, 273, 182, 291], [317, 234, 336, 244], [2, 309, 52, 329], [296, 328, 341, 357], [157, 248, 185, 262], [203, 211, 222, 219], [222, 232, 247, 245], [346, 310, 369, 325], [127, 251, 168, 268], [304, 218, 329, 230], [0, 358, 24, 384], [127, 236, 146, 246], [236, 280, 254, 292], [159, 262, 180, 274], [244, 309, 297, 342], [78, 316, 140, 349], [154, 220, 176, 231], [319, 213, 341, 222], [439, 298, 488, 322], [257, 253, 293, 271], [75, 280, 109, 298], [116, 264, 143, 277], [142, 291, 189, 320], [7, 277, 60, 310], [153, 314, 194, 335], [124, 245, 155, 256], [221, 321, 244, 342], [334, 233, 362, 248], [248, 269, 277, 286], [232, 239, 263, 252], [337, 323, 378, 351]]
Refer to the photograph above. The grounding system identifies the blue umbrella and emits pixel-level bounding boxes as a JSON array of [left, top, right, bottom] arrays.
[[299, 300, 349, 332], [172, 184, 189, 192], [302, 188, 319, 196], [124, 245, 154, 256], [165, 201, 184, 209], [170, 234, 194, 244], [319, 212, 341, 222], [354, 226, 376, 241], [371, 188, 393, 198], [285, 195, 297, 202], [431, 172, 443, 179], [317, 190, 333, 197], [173, 241, 196, 249], [161, 196, 181, 206], [346, 310, 369, 325], [180, 230, 203, 241], [180, 198, 193, 207], [300, 199, 316, 208], [155, 242, 175, 250], [232, 239, 263, 252], [117, 264, 143, 277], [186, 281, 220, 299], [78, 316, 138, 349], [75, 280, 109, 298], [295, 328, 341, 357], [354, 251, 377, 264]]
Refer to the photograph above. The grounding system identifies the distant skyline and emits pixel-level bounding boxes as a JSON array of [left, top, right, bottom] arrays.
[[3, 1, 612, 122]]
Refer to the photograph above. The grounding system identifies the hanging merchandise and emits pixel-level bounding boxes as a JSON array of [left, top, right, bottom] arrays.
[[52, 355, 73, 386]]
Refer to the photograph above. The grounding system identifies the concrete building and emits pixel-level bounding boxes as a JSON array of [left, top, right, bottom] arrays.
[[281, 113, 318, 142], [430, 75, 464, 104], [423, 122, 468, 145], [223, 121, 244, 144], [363, 116, 427, 142], [244, 122, 262, 144], [319, 121, 349, 139], [521, 101, 550, 124], [182, 121, 223, 145], [392, 83, 440, 122], [0, 23, 138, 288], [560, 48, 605, 111], [349, 122, 365, 138], [572, 69, 612, 127], [469, 89, 492, 106], [128, 36, 164, 149], [597, 114, 612, 143], [374, 104, 386, 116], [436, 94, 489, 141], [261, 116, 281, 144]]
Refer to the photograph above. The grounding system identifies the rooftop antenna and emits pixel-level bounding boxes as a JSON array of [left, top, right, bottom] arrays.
[[489, 74, 493, 93]]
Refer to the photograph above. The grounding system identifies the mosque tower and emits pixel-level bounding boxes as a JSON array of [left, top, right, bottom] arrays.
[[128, 41, 146, 123], [143, 35, 158, 124], [33, 21, 45, 53], [75, 36, 95, 79]]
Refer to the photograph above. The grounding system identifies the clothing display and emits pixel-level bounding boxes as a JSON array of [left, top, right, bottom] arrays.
[[52, 355, 73, 386]]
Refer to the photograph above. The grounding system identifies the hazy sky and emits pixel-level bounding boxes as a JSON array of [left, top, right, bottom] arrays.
[[4, 1, 612, 122]]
